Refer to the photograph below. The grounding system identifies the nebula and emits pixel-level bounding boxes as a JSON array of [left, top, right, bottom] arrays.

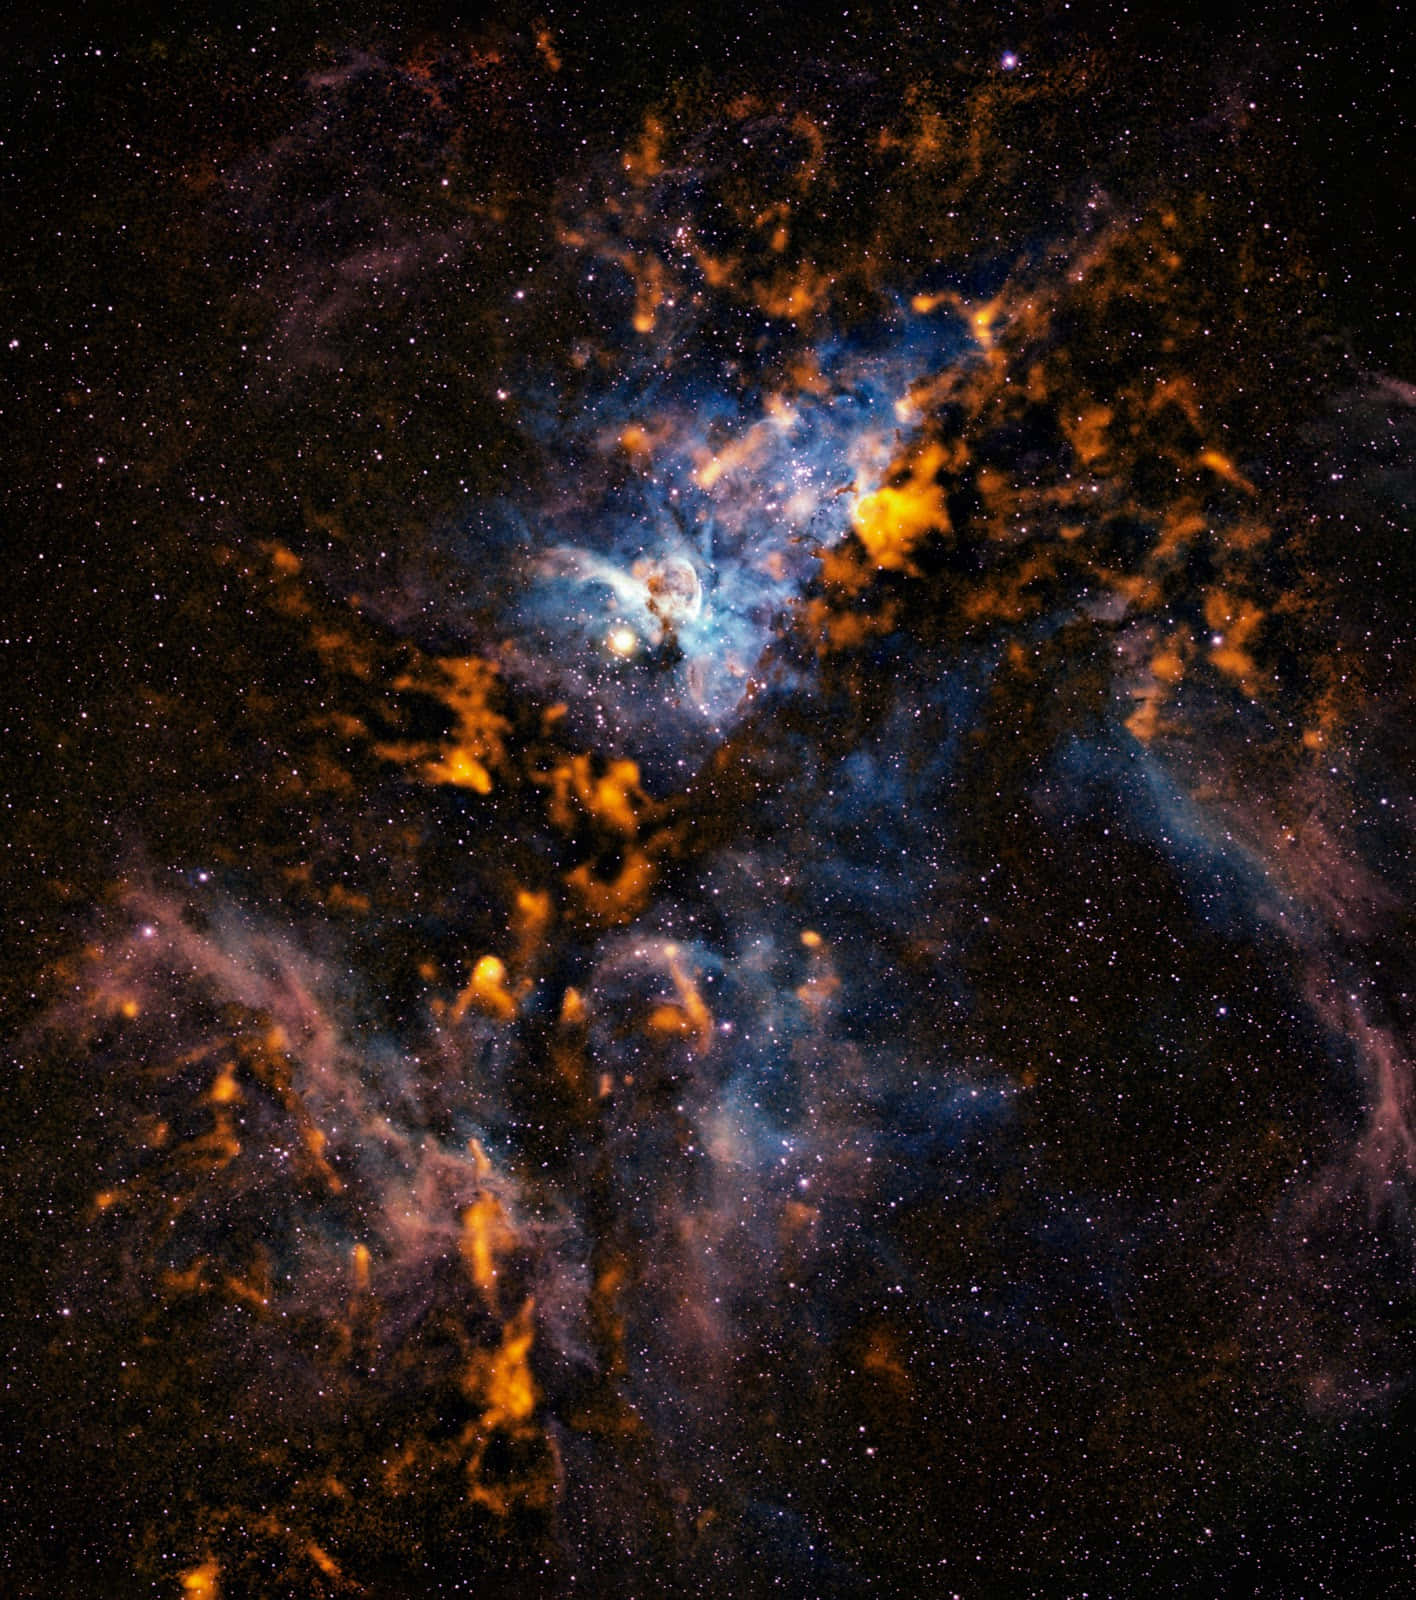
[[8, 14, 1416, 1599]]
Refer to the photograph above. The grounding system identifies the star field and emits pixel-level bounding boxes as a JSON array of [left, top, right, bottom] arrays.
[[2, 6, 1415, 1597]]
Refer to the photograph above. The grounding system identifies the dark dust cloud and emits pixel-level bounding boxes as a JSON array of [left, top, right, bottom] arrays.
[[4, 6, 1416, 1597]]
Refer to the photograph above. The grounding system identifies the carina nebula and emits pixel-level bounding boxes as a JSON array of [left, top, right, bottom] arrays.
[[5, 8, 1415, 1597]]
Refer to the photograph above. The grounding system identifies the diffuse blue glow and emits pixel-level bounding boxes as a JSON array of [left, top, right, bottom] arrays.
[[493, 303, 976, 767]]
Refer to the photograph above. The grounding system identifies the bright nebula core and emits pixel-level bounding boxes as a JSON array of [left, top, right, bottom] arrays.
[[5, 8, 1416, 1597]]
